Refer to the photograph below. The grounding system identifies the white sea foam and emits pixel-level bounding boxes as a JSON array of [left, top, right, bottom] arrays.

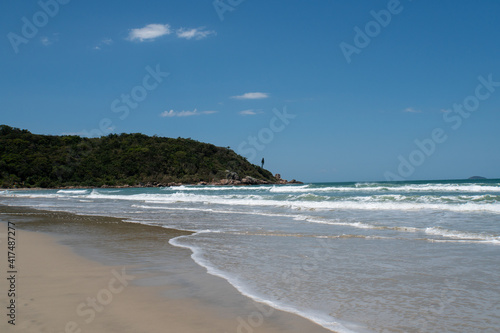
[[5, 189, 500, 214], [425, 227, 500, 244], [147, 194, 500, 213], [428, 239, 500, 245], [56, 189, 90, 195], [163, 185, 271, 191], [269, 183, 500, 193], [131, 204, 300, 220], [2, 182, 500, 332], [169, 234, 363, 333], [306, 218, 382, 230]]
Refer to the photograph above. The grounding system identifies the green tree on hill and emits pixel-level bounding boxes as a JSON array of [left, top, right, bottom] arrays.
[[0, 125, 276, 188]]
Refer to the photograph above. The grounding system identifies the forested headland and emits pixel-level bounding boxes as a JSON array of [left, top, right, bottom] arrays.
[[0, 125, 280, 188]]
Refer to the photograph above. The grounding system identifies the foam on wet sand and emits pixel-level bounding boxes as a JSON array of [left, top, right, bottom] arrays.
[[0, 205, 333, 333]]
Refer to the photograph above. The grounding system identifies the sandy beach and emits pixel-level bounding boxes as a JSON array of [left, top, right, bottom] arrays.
[[0, 205, 332, 333]]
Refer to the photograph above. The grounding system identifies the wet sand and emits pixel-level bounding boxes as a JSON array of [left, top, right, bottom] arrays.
[[0, 205, 333, 333]]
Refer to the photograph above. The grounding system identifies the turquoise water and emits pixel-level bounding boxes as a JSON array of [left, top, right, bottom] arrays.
[[1, 179, 500, 332]]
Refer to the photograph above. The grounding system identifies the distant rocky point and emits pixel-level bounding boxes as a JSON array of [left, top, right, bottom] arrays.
[[468, 176, 487, 180], [196, 172, 303, 186], [273, 173, 303, 185]]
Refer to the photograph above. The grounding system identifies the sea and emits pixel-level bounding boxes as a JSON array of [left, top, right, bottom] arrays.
[[1, 179, 499, 332]]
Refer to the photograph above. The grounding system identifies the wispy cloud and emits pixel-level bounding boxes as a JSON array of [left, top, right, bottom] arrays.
[[40, 33, 59, 46], [41, 36, 51, 46], [94, 38, 113, 50], [232, 92, 269, 100], [160, 109, 218, 117], [176, 27, 215, 40], [239, 109, 263, 116], [128, 24, 171, 42], [403, 107, 421, 113], [127, 24, 216, 42]]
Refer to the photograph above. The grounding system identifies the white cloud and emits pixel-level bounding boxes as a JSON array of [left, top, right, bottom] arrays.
[[101, 38, 113, 45], [41, 36, 51, 46], [200, 110, 218, 115], [94, 38, 113, 50], [239, 109, 263, 116], [403, 107, 421, 113], [232, 92, 269, 100], [128, 24, 171, 42], [176, 27, 215, 40], [160, 109, 218, 117], [40, 33, 59, 46]]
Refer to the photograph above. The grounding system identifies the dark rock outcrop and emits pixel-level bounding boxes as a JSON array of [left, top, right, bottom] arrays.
[[225, 170, 241, 181], [274, 173, 303, 184]]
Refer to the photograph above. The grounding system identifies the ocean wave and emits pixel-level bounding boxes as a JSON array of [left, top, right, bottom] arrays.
[[425, 227, 500, 244], [222, 230, 391, 240], [294, 193, 329, 201], [131, 204, 300, 220], [143, 194, 500, 213], [163, 185, 271, 191], [428, 239, 500, 245], [169, 234, 361, 333], [346, 194, 500, 205], [97, 189, 123, 193], [56, 189, 90, 195], [0, 192, 60, 199], [307, 219, 421, 233], [306, 218, 383, 230], [5, 190, 500, 214], [270, 183, 500, 194], [270, 185, 371, 193]]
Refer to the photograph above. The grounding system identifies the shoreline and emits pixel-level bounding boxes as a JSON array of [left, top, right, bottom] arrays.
[[0, 204, 333, 333]]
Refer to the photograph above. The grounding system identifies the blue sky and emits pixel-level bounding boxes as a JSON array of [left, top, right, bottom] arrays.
[[2, 0, 500, 182]]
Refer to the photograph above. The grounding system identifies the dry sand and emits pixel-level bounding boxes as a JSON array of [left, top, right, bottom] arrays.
[[0, 206, 333, 333]]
